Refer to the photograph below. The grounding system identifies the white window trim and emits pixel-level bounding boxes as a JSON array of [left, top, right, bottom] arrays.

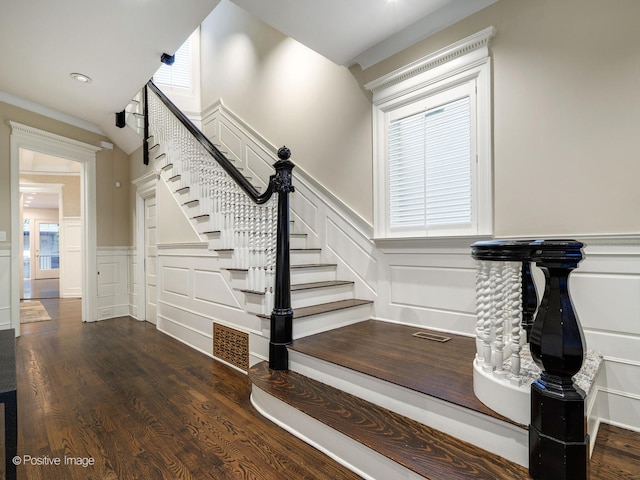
[[366, 26, 496, 240]]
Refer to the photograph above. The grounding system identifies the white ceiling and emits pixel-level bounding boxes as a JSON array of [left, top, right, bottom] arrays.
[[0, 0, 222, 152], [229, 0, 497, 68], [0, 0, 495, 153]]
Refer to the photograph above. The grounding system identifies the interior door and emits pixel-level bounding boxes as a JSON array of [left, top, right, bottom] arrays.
[[145, 197, 158, 325], [34, 221, 60, 280]]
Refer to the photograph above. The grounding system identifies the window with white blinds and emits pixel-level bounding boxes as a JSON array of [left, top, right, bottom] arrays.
[[369, 28, 494, 240], [388, 96, 472, 230], [154, 37, 192, 90]]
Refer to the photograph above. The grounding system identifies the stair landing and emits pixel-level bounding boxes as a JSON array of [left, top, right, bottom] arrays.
[[289, 319, 515, 425]]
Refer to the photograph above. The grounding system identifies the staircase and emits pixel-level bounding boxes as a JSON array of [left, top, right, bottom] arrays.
[[135, 82, 606, 479], [141, 81, 373, 365]]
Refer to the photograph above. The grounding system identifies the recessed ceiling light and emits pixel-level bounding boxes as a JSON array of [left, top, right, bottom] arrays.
[[70, 72, 92, 84]]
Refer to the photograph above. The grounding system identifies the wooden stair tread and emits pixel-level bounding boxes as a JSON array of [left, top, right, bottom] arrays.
[[249, 361, 529, 480], [241, 280, 354, 296], [289, 319, 519, 425], [257, 298, 372, 319], [291, 263, 337, 269], [227, 263, 337, 273], [291, 280, 353, 291]]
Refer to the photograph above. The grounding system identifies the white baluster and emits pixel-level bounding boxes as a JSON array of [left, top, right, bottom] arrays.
[[492, 262, 507, 379], [475, 260, 491, 362], [507, 261, 523, 385]]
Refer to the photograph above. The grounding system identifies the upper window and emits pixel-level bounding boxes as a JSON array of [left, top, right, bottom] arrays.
[[153, 28, 201, 114], [367, 27, 495, 239], [154, 36, 193, 90]]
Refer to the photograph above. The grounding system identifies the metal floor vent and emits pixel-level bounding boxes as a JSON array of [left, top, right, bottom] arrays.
[[214, 323, 249, 372], [412, 331, 451, 343]]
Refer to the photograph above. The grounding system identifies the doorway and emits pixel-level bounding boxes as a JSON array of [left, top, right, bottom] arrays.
[[10, 121, 101, 335]]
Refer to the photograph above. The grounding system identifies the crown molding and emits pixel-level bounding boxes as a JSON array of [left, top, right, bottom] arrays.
[[0, 90, 104, 135], [8, 121, 102, 161], [365, 26, 496, 96]]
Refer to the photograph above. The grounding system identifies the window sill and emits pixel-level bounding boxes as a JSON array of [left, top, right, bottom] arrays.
[[372, 235, 493, 253]]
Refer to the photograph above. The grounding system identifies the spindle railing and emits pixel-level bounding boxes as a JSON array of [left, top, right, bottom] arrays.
[[144, 80, 294, 370], [472, 239, 589, 480]]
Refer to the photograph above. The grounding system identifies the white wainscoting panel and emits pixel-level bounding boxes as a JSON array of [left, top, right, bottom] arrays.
[[129, 247, 137, 319], [193, 269, 242, 308], [389, 265, 476, 314], [0, 248, 11, 330], [577, 241, 640, 432], [97, 247, 131, 320], [162, 266, 190, 298], [61, 217, 82, 298], [156, 244, 264, 361]]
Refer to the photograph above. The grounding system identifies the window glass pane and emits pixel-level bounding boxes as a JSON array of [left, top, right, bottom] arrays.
[[388, 112, 425, 228], [424, 96, 471, 226], [388, 95, 471, 230], [38, 223, 60, 271], [154, 37, 191, 89], [23, 219, 30, 279]]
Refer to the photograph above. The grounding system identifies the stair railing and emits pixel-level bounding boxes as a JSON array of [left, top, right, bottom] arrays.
[[471, 239, 589, 480], [144, 80, 294, 370]]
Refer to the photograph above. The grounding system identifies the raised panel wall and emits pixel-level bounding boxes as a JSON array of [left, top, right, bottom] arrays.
[[97, 247, 130, 320]]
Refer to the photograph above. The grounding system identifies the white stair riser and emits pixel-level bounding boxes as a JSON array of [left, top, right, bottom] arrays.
[[291, 266, 337, 284], [292, 284, 354, 309], [244, 292, 269, 315], [290, 250, 321, 265], [290, 303, 372, 339], [290, 235, 308, 249], [244, 283, 356, 314]]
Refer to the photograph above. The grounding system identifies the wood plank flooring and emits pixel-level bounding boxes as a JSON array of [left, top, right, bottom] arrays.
[[1, 299, 361, 480], [2, 301, 639, 479]]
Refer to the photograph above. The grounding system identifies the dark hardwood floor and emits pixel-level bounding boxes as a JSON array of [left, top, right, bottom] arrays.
[[2, 301, 639, 479], [22, 278, 60, 300], [3, 299, 361, 480]]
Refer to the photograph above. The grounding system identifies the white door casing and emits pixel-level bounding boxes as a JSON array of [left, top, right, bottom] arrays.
[[145, 196, 158, 325], [133, 170, 159, 323]]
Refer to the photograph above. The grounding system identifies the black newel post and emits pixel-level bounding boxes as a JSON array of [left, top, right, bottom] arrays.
[[143, 85, 150, 165], [528, 240, 588, 480], [269, 146, 295, 370]]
